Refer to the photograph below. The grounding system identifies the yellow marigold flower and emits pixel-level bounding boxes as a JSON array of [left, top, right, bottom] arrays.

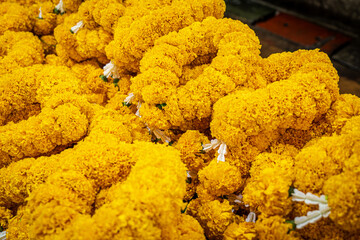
[[211, 59, 339, 165], [0, 206, 12, 230], [249, 152, 295, 180], [243, 168, 292, 217], [105, 92, 136, 115], [177, 214, 206, 240], [184, 172, 199, 201], [106, 0, 226, 73], [255, 215, 300, 240], [139, 102, 173, 130], [197, 160, 243, 200], [180, 64, 209, 85], [0, 2, 33, 35], [0, 63, 99, 126], [57, 141, 187, 239], [341, 115, 360, 136], [78, 0, 126, 33], [294, 133, 355, 194], [124, 0, 173, 10], [5, 206, 30, 240], [0, 103, 89, 165], [0, 154, 62, 208], [0, 31, 44, 75], [0, 70, 42, 125], [0, 114, 148, 211], [262, 49, 338, 85], [133, 17, 261, 131], [174, 130, 211, 172], [71, 61, 119, 105], [40, 35, 57, 55], [54, 14, 112, 64], [87, 108, 151, 144], [323, 171, 360, 232], [224, 222, 256, 240], [269, 143, 299, 158], [189, 199, 235, 239], [325, 94, 360, 134], [32, 2, 58, 36], [25, 170, 96, 239]]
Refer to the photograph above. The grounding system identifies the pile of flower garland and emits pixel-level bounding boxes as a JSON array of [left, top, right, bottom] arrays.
[[0, 0, 359, 239]]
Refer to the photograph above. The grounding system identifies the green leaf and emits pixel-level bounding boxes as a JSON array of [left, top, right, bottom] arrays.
[[113, 78, 120, 87], [53, 8, 60, 14], [181, 202, 190, 214], [0, 226, 3, 231], [220, 195, 228, 199], [156, 103, 167, 110], [285, 220, 296, 233], [99, 75, 108, 82], [199, 142, 206, 153], [53, 8, 65, 15], [70, 29, 74, 34], [168, 141, 174, 146], [122, 102, 131, 107], [288, 186, 295, 197], [186, 178, 192, 184]]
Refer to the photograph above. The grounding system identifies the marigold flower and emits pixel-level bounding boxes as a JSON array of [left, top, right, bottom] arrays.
[[243, 167, 293, 217], [255, 215, 300, 240], [189, 199, 235, 239], [197, 160, 243, 200], [224, 221, 256, 240], [323, 171, 360, 232], [0, 2, 33, 35], [0, 31, 44, 75], [174, 130, 211, 172]]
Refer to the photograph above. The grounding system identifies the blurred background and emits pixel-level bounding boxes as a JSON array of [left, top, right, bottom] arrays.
[[225, 0, 360, 96]]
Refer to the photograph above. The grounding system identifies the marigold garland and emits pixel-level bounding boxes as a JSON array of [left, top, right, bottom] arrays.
[[0, 0, 359, 239]]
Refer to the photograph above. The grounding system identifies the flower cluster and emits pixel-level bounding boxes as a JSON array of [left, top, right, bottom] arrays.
[[0, 0, 359, 239]]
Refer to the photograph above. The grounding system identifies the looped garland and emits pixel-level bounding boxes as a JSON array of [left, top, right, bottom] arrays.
[[0, 31, 44, 75], [210, 49, 339, 167], [0, 65, 96, 167], [0, 1, 359, 239], [54, 13, 112, 64], [132, 16, 262, 131], [105, 0, 226, 74]]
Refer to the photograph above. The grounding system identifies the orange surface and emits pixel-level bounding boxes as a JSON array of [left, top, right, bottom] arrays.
[[256, 13, 351, 54]]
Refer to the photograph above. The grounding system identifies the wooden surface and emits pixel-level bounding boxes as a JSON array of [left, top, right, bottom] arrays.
[[225, 1, 360, 97], [253, 26, 360, 97]]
